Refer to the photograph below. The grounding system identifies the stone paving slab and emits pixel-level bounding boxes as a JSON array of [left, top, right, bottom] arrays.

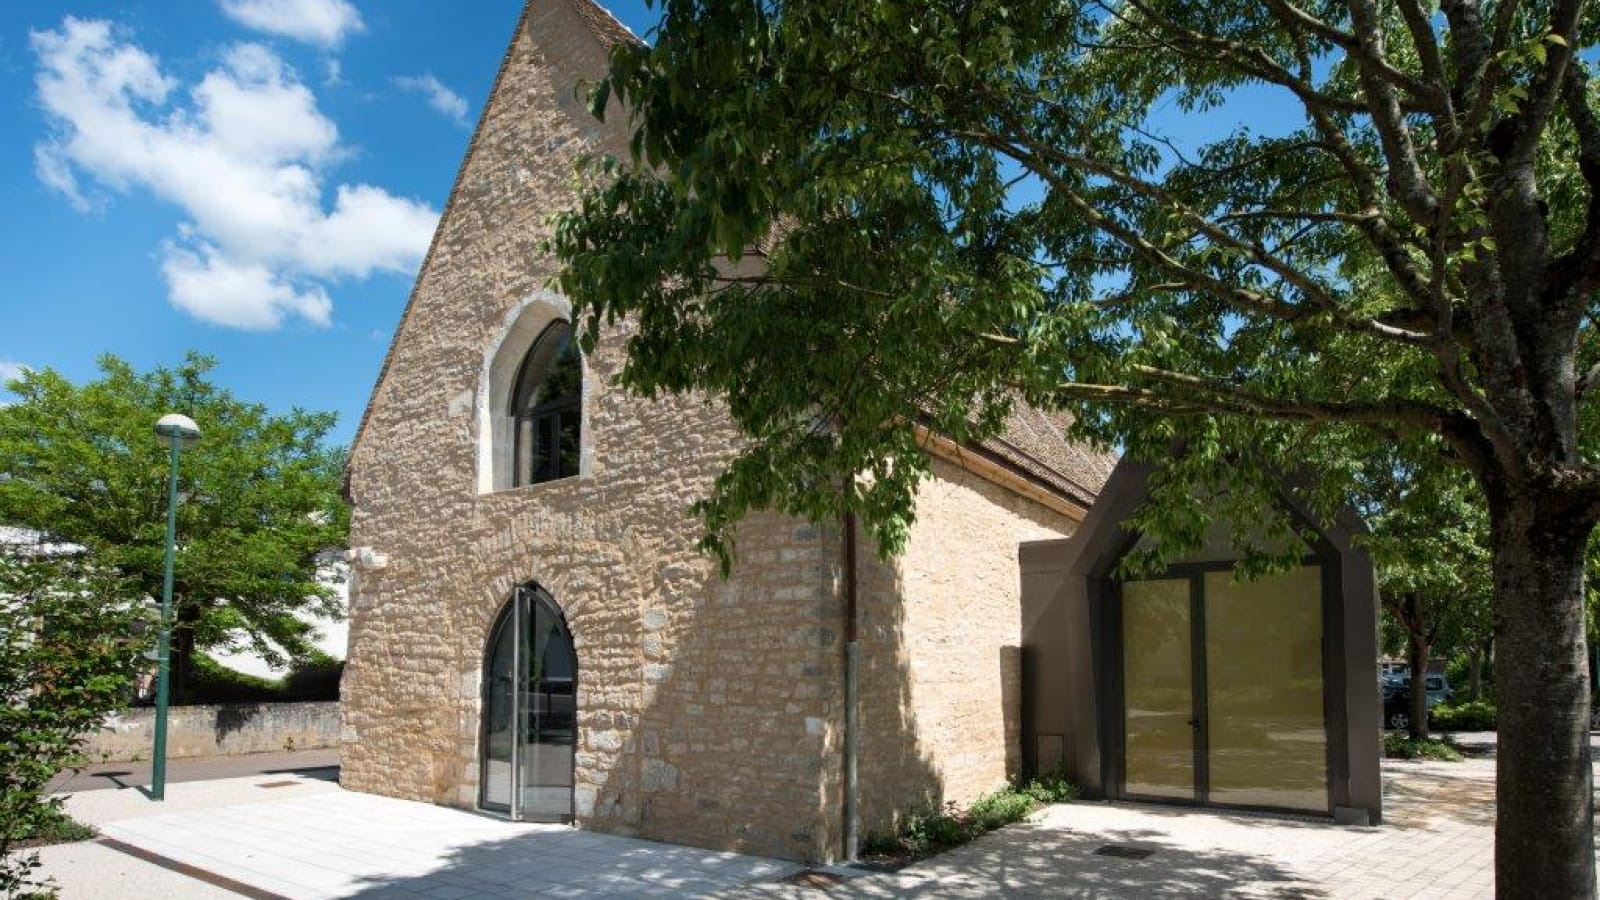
[[98, 789, 799, 900], [31, 838, 242, 900], [709, 745, 1599, 899], [40, 732, 1600, 899]]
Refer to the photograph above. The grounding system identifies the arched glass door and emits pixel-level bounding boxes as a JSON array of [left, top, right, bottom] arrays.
[[480, 584, 576, 822]]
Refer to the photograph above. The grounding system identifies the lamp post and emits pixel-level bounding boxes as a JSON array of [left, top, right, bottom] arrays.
[[152, 413, 199, 801]]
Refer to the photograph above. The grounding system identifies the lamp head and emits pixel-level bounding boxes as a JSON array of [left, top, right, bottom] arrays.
[[154, 413, 201, 448]]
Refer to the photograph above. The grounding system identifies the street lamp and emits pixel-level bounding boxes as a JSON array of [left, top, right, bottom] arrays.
[[151, 413, 199, 801]]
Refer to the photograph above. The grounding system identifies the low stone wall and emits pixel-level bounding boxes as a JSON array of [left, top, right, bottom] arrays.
[[82, 702, 341, 762]]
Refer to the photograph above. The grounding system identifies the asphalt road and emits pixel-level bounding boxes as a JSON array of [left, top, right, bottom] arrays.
[[49, 748, 340, 794]]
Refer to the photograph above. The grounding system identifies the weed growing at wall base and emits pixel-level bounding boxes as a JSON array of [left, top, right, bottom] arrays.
[[863, 772, 1081, 861]]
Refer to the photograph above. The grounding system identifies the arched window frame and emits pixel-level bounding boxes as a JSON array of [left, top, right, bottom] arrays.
[[509, 321, 582, 486], [476, 292, 594, 493]]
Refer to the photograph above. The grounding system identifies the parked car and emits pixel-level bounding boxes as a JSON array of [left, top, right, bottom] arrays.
[[1382, 675, 1454, 731]]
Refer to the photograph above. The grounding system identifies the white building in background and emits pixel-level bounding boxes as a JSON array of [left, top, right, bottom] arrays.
[[210, 562, 350, 679], [1, 525, 347, 679]]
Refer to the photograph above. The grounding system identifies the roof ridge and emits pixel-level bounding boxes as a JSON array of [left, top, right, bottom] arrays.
[[568, 0, 645, 47], [345, 2, 536, 486]]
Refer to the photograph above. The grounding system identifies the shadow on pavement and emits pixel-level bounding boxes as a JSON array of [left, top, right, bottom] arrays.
[[334, 828, 794, 900], [806, 821, 1327, 900], [327, 817, 1322, 900], [260, 764, 340, 783]]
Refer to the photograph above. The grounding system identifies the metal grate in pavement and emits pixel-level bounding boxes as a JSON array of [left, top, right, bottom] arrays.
[[1094, 844, 1157, 859]]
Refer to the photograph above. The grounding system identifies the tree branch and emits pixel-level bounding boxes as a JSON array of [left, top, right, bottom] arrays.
[[1344, 0, 1442, 225]]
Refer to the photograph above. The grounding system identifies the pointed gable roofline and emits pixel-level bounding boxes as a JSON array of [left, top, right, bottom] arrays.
[[346, 0, 640, 491]]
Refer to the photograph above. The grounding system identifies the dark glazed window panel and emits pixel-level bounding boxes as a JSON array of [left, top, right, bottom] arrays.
[[1204, 567, 1326, 812], [479, 611, 517, 811], [1122, 578, 1195, 800], [510, 321, 582, 486]]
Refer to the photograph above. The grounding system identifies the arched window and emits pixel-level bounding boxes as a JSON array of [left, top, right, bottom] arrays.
[[509, 321, 582, 485]]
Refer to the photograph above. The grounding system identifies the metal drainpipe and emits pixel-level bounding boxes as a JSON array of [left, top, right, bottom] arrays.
[[842, 508, 860, 862]]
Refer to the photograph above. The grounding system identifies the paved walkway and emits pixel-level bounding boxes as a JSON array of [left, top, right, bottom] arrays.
[[711, 732, 1588, 899], [714, 759, 1497, 899], [54, 773, 796, 900], [36, 732, 1599, 899]]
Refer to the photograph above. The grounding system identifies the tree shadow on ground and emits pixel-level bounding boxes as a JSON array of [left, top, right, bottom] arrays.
[[307, 816, 1324, 900], [333, 826, 797, 900], [712, 821, 1326, 899]]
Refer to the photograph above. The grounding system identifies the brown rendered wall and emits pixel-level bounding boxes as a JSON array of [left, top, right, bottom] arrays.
[[853, 457, 1078, 836]]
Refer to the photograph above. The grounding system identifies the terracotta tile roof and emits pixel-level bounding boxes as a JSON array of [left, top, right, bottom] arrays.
[[981, 405, 1118, 508]]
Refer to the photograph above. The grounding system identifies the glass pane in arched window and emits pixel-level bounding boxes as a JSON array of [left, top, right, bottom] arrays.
[[510, 322, 582, 485]]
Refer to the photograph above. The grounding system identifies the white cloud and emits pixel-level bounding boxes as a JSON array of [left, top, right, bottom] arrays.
[[162, 239, 332, 330], [217, 0, 364, 49], [32, 18, 437, 330], [394, 74, 469, 127]]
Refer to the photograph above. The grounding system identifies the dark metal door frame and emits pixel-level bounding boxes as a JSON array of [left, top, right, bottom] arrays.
[[478, 583, 577, 823], [1111, 562, 1333, 816]]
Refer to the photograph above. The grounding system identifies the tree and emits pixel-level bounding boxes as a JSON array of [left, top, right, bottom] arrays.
[[553, 0, 1600, 893], [1360, 454, 1491, 739], [0, 354, 348, 700], [1, 547, 145, 898]]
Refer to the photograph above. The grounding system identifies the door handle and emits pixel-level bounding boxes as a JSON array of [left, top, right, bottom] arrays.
[[1188, 718, 1201, 728]]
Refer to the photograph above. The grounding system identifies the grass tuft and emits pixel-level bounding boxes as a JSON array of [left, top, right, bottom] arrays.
[[1383, 732, 1464, 761]]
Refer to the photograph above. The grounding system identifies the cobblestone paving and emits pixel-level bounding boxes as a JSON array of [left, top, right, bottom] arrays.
[[714, 736, 1597, 899]]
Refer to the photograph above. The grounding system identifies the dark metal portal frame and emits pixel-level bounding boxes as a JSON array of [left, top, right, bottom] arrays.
[[1103, 557, 1345, 818], [478, 583, 577, 823]]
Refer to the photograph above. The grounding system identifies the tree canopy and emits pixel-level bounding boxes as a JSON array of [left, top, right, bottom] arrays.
[[0, 550, 145, 896], [553, 0, 1600, 893], [0, 354, 348, 695]]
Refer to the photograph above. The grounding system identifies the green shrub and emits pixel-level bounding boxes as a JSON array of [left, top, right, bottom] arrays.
[[280, 657, 343, 702], [184, 654, 281, 704], [10, 804, 94, 847], [1018, 770, 1081, 805], [863, 772, 1081, 860], [1431, 700, 1496, 732], [1383, 732, 1464, 761], [174, 654, 343, 706]]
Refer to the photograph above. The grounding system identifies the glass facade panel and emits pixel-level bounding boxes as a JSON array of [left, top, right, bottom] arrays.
[[480, 614, 516, 810], [1122, 578, 1195, 800], [1204, 567, 1327, 811], [520, 594, 576, 821], [479, 587, 576, 821], [511, 322, 582, 486]]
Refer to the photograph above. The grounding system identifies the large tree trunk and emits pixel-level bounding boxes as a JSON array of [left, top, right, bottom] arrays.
[[1492, 494, 1596, 898]]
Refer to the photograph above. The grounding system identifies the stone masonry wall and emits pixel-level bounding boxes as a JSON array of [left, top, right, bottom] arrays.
[[342, 0, 841, 862], [853, 456, 1079, 835], [83, 702, 339, 762], [344, 0, 1087, 864]]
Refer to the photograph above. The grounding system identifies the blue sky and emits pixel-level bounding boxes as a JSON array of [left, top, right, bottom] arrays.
[[0, 0, 660, 448]]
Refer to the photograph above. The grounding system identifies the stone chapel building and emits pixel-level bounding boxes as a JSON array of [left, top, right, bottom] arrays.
[[342, 0, 1113, 863]]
